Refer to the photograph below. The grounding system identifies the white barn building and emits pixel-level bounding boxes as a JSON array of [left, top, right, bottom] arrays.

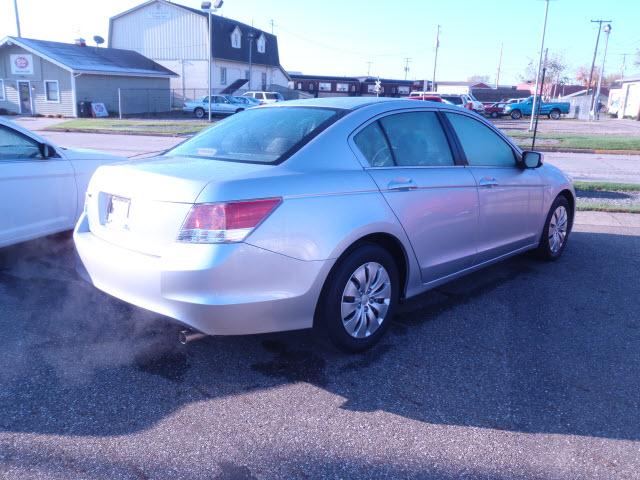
[[108, 0, 290, 95]]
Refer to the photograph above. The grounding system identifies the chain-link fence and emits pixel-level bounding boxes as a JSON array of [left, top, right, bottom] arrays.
[[94, 85, 313, 118]]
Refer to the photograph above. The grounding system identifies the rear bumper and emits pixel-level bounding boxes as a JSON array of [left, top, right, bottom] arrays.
[[74, 213, 330, 335]]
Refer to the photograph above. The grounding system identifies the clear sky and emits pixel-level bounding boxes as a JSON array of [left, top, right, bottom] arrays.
[[1, 0, 639, 84]]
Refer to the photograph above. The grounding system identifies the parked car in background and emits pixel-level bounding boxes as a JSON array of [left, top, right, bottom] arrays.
[[227, 95, 261, 108], [484, 102, 508, 118], [0, 118, 122, 248], [75, 97, 575, 352], [183, 95, 245, 119], [503, 96, 570, 120], [242, 91, 285, 104], [403, 95, 444, 102]]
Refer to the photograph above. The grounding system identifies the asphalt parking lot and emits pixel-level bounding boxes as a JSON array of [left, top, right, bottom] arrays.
[[1, 215, 639, 479]]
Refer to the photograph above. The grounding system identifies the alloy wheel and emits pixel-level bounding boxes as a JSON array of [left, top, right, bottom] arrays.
[[548, 205, 568, 254], [340, 262, 391, 338]]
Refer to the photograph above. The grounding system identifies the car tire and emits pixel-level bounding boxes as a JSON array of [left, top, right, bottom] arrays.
[[235, 108, 244, 114], [194, 107, 205, 119], [510, 109, 522, 120], [490, 111, 499, 118], [549, 109, 561, 120], [315, 244, 399, 353], [536, 195, 572, 261]]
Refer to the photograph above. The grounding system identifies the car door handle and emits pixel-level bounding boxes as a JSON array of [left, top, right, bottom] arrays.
[[479, 177, 498, 188], [387, 178, 417, 191]]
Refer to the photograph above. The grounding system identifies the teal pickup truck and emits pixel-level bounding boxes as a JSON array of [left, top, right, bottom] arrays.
[[503, 96, 570, 120]]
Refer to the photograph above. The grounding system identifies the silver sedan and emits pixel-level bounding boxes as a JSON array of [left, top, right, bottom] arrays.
[[75, 97, 575, 352]]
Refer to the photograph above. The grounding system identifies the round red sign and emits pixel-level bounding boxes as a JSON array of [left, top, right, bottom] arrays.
[[14, 56, 29, 69]]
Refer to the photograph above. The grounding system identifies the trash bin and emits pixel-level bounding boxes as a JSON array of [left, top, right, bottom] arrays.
[[78, 101, 92, 118]]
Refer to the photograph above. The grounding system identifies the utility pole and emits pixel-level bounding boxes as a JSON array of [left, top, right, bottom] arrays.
[[619, 53, 632, 81], [13, 0, 21, 37], [529, 0, 550, 132], [594, 24, 611, 120], [587, 19, 611, 120], [495, 42, 503, 88], [431, 24, 440, 92], [366, 61, 373, 77], [269, 19, 274, 34], [403, 58, 411, 80]]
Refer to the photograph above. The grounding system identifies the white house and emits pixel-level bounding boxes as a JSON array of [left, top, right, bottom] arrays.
[[108, 0, 289, 96], [608, 75, 640, 120]]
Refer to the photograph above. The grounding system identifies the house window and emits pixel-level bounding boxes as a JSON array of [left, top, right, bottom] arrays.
[[45, 80, 59, 102], [261, 72, 267, 90], [319, 82, 331, 91], [309, 82, 315, 91], [398, 86, 410, 94], [0, 79, 4, 101], [297, 82, 302, 89], [336, 83, 348, 92], [257, 34, 266, 53], [231, 27, 242, 49], [367, 84, 377, 93], [220, 67, 227, 85]]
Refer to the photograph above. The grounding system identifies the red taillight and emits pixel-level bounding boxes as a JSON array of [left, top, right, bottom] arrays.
[[177, 198, 281, 243]]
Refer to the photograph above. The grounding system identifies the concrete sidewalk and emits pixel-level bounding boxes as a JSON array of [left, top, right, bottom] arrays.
[[574, 210, 640, 230]]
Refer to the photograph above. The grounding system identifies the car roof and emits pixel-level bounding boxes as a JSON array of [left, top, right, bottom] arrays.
[[261, 96, 465, 115]]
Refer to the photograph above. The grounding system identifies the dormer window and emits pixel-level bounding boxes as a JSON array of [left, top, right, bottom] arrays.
[[257, 33, 266, 53], [231, 26, 242, 49]]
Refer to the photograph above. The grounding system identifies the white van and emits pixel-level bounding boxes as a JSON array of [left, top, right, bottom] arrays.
[[242, 91, 284, 104]]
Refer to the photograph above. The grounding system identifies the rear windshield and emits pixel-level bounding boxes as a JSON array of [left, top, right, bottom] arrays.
[[165, 107, 343, 164]]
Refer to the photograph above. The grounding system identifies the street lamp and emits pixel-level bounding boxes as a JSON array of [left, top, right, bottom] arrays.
[[594, 23, 611, 121], [201, 0, 224, 122]]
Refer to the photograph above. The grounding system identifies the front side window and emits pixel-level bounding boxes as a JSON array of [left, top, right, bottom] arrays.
[[45, 80, 59, 102], [446, 113, 516, 167], [0, 126, 42, 160], [166, 107, 342, 164], [354, 112, 454, 167]]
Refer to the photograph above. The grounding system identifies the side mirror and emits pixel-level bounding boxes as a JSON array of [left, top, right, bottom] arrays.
[[38, 143, 51, 159], [521, 150, 543, 169]]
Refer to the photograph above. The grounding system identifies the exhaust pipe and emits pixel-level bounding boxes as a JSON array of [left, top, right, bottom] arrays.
[[179, 329, 208, 345]]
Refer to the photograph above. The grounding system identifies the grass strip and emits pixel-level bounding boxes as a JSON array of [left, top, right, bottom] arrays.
[[573, 181, 640, 192], [47, 119, 210, 136], [504, 131, 640, 151], [577, 203, 640, 214]]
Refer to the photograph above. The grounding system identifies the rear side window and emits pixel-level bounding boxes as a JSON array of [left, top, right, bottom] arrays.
[[446, 113, 516, 167], [354, 122, 393, 167], [355, 112, 454, 167]]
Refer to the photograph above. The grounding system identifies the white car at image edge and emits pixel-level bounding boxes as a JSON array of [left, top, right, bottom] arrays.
[[0, 117, 124, 248]]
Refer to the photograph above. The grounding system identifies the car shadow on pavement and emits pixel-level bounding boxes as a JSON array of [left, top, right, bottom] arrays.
[[0, 230, 638, 441]]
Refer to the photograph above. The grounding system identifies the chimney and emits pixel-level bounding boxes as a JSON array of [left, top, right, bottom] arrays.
[[74, 38, 86, 47]]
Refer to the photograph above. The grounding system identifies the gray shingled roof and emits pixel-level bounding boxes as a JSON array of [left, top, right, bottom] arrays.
[[2, 36, 176, 77]]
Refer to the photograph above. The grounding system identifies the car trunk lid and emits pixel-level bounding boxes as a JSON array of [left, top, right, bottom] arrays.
[[85, 156, 274, 256]]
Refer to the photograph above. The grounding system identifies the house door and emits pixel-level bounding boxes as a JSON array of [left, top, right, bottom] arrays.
[[18, 81, 32, 114]]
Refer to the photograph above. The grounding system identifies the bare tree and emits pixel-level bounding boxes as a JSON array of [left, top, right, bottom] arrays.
[[575, 65, 600, 88], [467, 74, 490, 84], [520, 53, 568, 98]]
